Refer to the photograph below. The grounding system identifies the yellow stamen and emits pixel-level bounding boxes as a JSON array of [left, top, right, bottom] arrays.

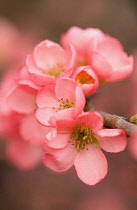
[[75, 71, 94, 85], [45, 66, 64, 77], [53, 98, 75, 111], [70, 124, 100, 151]]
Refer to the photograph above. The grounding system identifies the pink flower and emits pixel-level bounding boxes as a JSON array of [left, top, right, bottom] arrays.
[[0, 69, 51, 169], [88, 34, 133, 82], [0, 18, 35, 69], [26, 40, 76, 86], [61, 26, 103, 63], [71, 66, 99, 96], [36, 77, 85, 127], [6, 136, 43, 170], [43, 111, 127, 185], [0, 111, 51, 169], [61, 26, 133, 82], [20, 112, 52, 145]]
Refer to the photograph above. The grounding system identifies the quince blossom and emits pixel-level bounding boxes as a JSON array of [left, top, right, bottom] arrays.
[[25, 40, 76, 86], [36, 77, 85, 127], [43, 111, 127, 185], [61, 26, 133, 82]]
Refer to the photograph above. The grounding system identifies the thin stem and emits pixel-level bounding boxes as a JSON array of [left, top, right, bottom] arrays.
[[99, 111, 136, 137]]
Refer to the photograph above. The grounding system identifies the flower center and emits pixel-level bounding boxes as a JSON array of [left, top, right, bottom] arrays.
[[46, 66, 64, 77], [75, 71, 94, 85], [70, 124, 100, 151], [53, 98, 75, 111]]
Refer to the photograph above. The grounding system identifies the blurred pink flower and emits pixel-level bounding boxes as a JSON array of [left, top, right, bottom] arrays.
[[0, 70, 50, 169], [61, 26, 133, 82], [43, 111, 127, 185], [6, 136, 43, 170], [0, 18, 35, 69]]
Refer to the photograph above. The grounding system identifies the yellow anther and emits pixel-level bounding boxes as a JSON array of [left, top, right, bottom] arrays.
[[70, 124, 100, 152]]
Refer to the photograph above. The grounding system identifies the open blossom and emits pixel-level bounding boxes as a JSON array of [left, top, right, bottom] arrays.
[[71, 66, 99, 96], [36, 77, 85, 127], [25, 40, 76, 86], [43, 111, 127, 185], [61, 26, 133, 82]]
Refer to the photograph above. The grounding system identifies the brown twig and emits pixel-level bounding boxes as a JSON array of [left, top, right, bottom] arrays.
[[99, 111, 136, 137]]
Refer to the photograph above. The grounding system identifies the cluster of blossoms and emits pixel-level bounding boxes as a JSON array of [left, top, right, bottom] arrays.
[[0, 26, 134, 185]]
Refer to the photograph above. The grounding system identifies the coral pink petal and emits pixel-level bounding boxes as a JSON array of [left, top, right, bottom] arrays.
[[34, 40, 67, 69], [46, 108, 75, 127], [97, 36, 123, 56], [26, 55, 55, 86], [18, 65, 31, 80], [20, 113, 51, 145], [46, 132, 70, 148], [107, 56, 134, 82], [56, 119, 76, 134], [8, 85, 37, 114], [96, 129, 127, 153], [77, 112, 103, 132], [61, 26, 102, 56], [74, 145, 108, 185], [36, 107, 57, 127], [61, 26, 88, 55], [43, 144, 77, 172], [96, 36, 125, 68], [65, 44, 77, 68], [74, 86, 86, 116], [89, 51, 113, 80], [55, 77, 77, 101], [6, 139, 42, 170], [36, 85, 59, 108], [18, 79, 40, 90]]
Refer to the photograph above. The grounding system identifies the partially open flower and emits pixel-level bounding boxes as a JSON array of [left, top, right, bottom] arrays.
[[71, 66, 99, 96]]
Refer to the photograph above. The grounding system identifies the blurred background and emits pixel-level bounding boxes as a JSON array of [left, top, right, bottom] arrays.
[[0, 0, 137, 209]]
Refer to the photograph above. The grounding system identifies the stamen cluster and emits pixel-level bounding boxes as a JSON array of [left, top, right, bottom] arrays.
[[70, 124, 95, 151], [53, 98, 75, 111]]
